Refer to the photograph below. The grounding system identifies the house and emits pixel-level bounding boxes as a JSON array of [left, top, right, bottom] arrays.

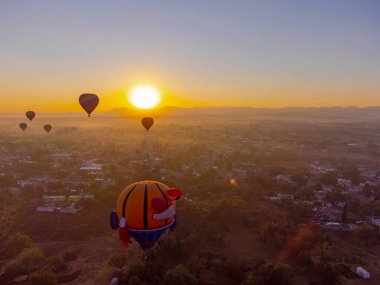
[[59, 203, 82, 214], [79, 161, 103, 174], [276, 175, 293, 184], [321, 222, 342, 230], [347, 185, 362, 194], [337, 178, 352, 189], [277, 194, 294, 200], [8, 187, 21, 196], [233, 168, 247, 179], [356, 267, 370, 279], [42, 195, 66, 202], [37, 206, 55, 213], [361, 169, 377, 180], [316, 207, 342, 222], [369, 216, 380, 227]]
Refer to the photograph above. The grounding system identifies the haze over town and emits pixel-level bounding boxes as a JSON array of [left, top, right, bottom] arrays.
[[1, 1, 380, 285]]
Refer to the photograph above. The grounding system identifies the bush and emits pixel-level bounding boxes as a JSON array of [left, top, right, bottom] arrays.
[[3, 233, 32, 257], [29, 269, 57, 285], [355, 224, 380, 245], [3, 262, 25, 279], [128, 275, 147, 285], [164, 264, 197, 285], [127, 262, 146, 280], [311, 263, 341, 285], [243, 262, 293, 285], [20, 249, 46, 272], [108, 253, 128, 269], [46, 256, 67, 274]]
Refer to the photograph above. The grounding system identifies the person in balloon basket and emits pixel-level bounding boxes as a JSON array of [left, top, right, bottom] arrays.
[[110, 181, 182, 249]]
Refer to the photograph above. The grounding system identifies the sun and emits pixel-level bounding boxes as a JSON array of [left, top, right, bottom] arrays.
[[129, 85, 161, 109]]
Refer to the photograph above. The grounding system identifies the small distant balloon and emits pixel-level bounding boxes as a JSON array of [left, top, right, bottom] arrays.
[[26, 111, 35, 121], [79, 93, 99, 117], [19, 123, 27, 132], [141, 117, 154, 131], [43, 124, 52, 134]]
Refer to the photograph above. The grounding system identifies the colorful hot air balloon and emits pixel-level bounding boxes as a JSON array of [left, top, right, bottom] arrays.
[[43, 124, 52, 134], [19, 123, 27, 132], [79, 93, 99, 117], [111, 181, 182, 249], [26, 111, 35, 121], [141, 117, 154, 131]]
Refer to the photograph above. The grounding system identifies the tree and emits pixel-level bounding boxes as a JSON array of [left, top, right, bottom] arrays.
[[243, 262, 293, 285], [4, 233, 32, 257], [164, 264, 197, 285], [20, 249, 46, 273], [325, 189, 343, 205], [29, 270, 57, 285], [3, 262, 25, 279], [311, 263, 341, 285], [258, 223, 287, 246], [108, 253, 128, 269], [320, 173, 337, 186], [355, 224, 379, 245], [128, 276, 146, 285], [45, 256, 67, 274], [341, 203, 347, 223], [362, 184, 372, 197], [126, 261, 146, 280]]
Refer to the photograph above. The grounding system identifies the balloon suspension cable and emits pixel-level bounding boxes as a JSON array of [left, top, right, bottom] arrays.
[[143, 247, 153, 260], [161, 228, 170, 248], [144, 130, 150, 160]]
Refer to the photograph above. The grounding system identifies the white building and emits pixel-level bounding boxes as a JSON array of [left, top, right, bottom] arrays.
[[37, 206, 55, 213], [356, 267, 370, 279], [369, 216, 380, 227], [276, 175, 293, 184], [337, 178, 352, 188]]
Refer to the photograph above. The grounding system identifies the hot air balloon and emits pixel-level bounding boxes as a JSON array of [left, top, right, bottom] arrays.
[[141, 117, 154, 131], [43, 124, 52, 134], [79, 93, 99, 117], [26, 111, 35, 121], [111, 180, 182, 249], [19, 123, 27, 132]]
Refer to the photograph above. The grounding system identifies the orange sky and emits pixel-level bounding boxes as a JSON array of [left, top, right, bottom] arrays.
[[0, 1, 379, 112]]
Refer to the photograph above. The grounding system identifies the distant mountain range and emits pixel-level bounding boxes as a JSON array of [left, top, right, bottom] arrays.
[[108, 106, 380, 120]]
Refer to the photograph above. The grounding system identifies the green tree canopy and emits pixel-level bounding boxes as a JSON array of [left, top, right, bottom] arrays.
[[4, 233, 33, 257], [164, 264, 197, 285], [108, 253, 128, 269], [29, 270, 57, 285]]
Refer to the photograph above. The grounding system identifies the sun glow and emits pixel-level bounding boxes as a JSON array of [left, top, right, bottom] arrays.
[[129, 85, 161, 109]]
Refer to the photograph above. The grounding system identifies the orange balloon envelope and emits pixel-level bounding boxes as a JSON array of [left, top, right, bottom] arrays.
[[79, 93, 99, 117], [141, 117, 154, 131], [111, 180, 182, 249], [19, 123, 27, 132], [43, 124, 52, 134], [26, 111, 35, 121]]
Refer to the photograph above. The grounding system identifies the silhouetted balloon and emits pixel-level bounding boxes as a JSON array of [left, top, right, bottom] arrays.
[[79, 93, 99, 117], [141, 117, 154, 131], [43, 124, 52, 134], [26, 111, 35, 121], [19, 123, 27, 132]]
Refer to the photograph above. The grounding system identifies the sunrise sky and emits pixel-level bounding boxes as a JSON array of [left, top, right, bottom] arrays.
[[0, 0, 379, 112]]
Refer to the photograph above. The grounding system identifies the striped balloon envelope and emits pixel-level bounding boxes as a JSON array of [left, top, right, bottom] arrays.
[[111, 181, 182, 249]]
